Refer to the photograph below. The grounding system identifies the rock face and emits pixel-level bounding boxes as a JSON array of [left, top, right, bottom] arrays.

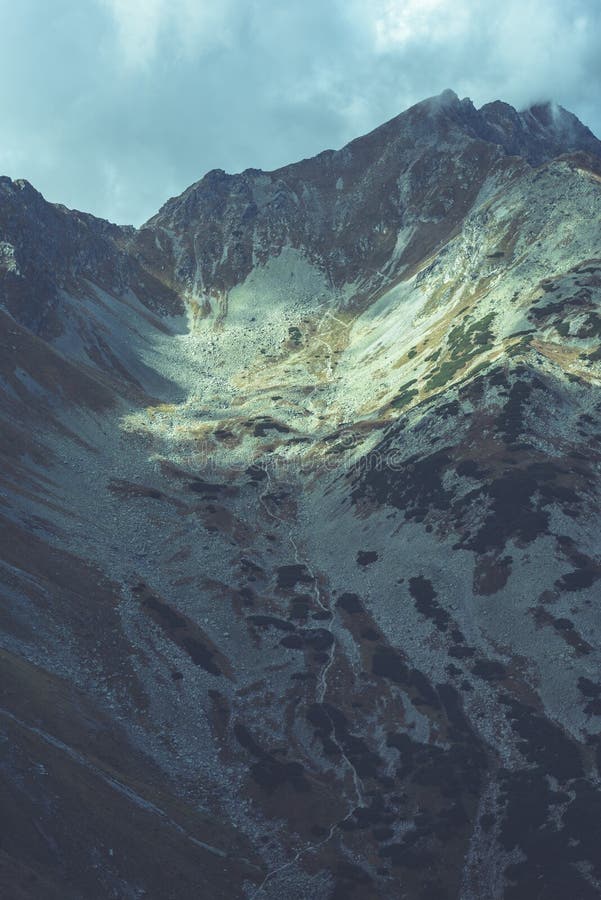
[[1, 91, 601, 899], [137, 90, 601, 304]]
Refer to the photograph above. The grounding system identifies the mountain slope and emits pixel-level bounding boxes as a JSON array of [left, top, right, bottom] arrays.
[[1, 91, 601, 899]]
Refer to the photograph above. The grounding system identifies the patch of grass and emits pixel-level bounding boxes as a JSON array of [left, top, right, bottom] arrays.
[[505, 335, 534, 359], [147, 402, 178, 416], [426, 358, 467, 390], [426, 313, 496, 390], [448, 313, 495, 356], [390, 378, 418, 410]]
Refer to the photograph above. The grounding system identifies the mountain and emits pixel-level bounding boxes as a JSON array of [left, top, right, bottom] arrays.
[[1, 90, 601, 899]]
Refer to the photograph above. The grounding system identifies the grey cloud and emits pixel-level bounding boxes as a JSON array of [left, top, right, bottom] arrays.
[[0, 0, 599, 225]]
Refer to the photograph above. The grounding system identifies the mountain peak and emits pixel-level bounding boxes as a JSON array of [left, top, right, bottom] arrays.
[[466, 96, 601, 165], [406, 87, 471, 120], [439, 87, 459, 102], [424, 87, 463, 108], [522, 98, 597, 145]]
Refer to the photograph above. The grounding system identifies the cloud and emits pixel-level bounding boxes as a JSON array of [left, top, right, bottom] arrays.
[[0, 0, 599, 224], [101, 0, 165, 68], [101, 0, 236, 69], [366, 0, 471, 51]]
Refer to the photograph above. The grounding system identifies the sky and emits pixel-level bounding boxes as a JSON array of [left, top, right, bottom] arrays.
[[1, 0, 599, 226]]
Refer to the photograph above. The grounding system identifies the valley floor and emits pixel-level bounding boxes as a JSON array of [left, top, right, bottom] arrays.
[[3, 289, 601, 899]]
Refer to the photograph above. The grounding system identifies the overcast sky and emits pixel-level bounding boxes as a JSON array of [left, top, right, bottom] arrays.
[[1, 0, 599, 225]]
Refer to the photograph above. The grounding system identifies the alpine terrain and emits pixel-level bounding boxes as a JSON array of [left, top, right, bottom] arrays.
[[2, 89, 601, 899]]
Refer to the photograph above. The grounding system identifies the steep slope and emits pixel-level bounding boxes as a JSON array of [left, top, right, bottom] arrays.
[[1, 92, 601, 899], [136, 90, 601, 306]]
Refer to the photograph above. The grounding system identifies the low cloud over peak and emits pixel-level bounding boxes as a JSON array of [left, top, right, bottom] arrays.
[[0, 0, 599, 224]]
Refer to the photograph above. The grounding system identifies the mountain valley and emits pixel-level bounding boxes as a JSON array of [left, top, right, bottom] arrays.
[[2, 90, 601, 899]]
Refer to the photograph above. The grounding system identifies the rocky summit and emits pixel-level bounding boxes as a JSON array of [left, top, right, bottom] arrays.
[[2, 90, 601, 899]]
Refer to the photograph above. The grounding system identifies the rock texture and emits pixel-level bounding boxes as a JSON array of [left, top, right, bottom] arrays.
[[1, 91, 601, 899]]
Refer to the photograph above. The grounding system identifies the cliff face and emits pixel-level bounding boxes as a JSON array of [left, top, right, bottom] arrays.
[[137, 90, 601, 300], [2, 92, 601, 900]]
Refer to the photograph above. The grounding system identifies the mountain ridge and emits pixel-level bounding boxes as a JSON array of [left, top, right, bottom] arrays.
[[150, 90, 601, 220]]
